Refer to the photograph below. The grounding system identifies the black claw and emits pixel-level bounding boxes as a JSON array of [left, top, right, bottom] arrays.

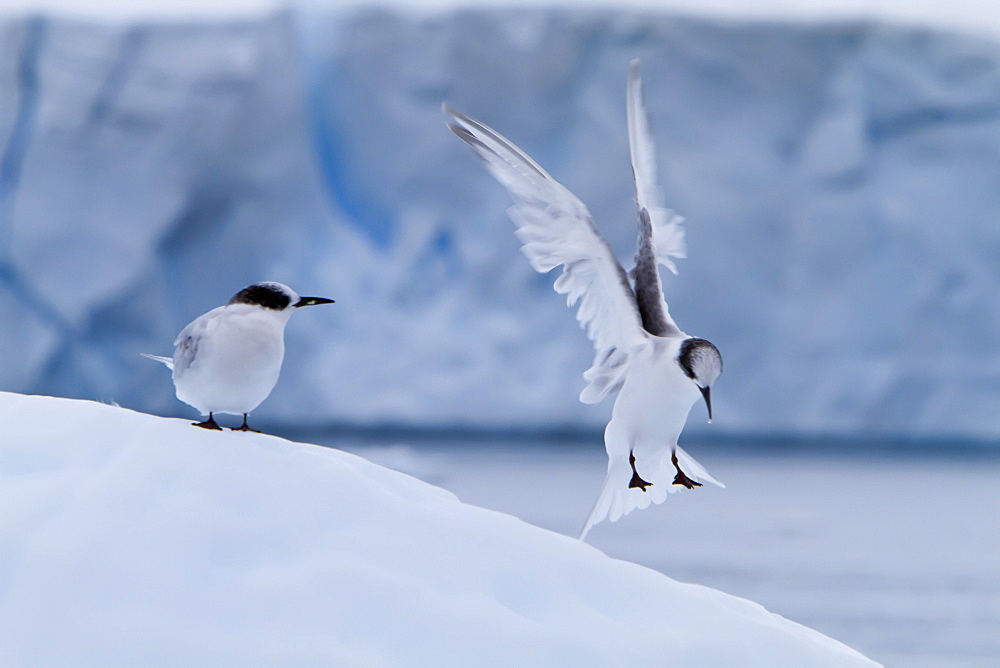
[[672, 471, 703, 489], [193, 413, 223, 430], [628, 451, 653, 492], [231, 414, 260, 433], [629, 471, 653, 491], [670, 450, 702, 489]]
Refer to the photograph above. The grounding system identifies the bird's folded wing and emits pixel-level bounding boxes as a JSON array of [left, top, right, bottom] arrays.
[[445, 104, 648, 402], [627, 60, 685, 337], [171, 308, 219, 376]]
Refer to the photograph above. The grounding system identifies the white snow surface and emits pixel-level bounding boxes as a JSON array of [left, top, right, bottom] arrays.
[[0, 9, 998, 440], [0, 391, 878, 666], [344, 438, 1000, 667]]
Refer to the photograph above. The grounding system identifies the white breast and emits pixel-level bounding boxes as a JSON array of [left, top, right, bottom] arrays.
[[173, 306, 288, 416], [608, 337, 701, 450]]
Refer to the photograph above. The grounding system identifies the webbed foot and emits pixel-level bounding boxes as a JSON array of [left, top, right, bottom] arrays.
[[671, 450, 702, 489], [672, 471, 703, 489], [628, 451, 652, 492], [230, 414, 260, 433], [193, 413, 223, 430]]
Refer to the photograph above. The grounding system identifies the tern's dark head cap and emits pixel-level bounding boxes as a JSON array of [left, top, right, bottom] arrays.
[[228, 282, 297, 311]]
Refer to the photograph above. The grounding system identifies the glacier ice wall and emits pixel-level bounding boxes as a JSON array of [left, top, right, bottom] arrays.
[[0, 9, 997, 440]]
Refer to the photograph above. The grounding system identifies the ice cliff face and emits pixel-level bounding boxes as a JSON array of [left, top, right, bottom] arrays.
[[0, 9, 997, 439]]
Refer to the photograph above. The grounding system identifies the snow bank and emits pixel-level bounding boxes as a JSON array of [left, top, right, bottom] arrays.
[[0, 392, 877, 666], [0, 10, 998, 440]]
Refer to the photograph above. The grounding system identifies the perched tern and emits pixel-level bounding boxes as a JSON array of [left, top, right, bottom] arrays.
[[445, 60, 723, 540], [143, 282, 334, 431]]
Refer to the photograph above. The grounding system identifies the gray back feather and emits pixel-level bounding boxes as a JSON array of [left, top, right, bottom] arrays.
[[633, 208, 681, 337]]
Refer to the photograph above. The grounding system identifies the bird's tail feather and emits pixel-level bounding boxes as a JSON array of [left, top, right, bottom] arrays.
[[578, 447, 724, 541], [675, 445, 725, 489], [579, 465, 622, 542], [579, 460, 669, 541], [140, 353, 174, 371]]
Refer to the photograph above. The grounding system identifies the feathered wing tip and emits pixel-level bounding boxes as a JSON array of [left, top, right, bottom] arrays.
[[140, 353, 174, 371], [443, 102, 572, 213], [627, 59, 687, 275], [579, 347, 630, 405], [649, 209, 687, 275], [444, 101, 649, 367]]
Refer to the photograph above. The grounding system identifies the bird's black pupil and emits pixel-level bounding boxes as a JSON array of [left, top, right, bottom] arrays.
[[228, 285, 291, 310]]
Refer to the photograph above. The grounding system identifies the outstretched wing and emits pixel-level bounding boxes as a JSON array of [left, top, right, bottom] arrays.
[[445, 104, 648, 402], [627, 60, 685, 338]]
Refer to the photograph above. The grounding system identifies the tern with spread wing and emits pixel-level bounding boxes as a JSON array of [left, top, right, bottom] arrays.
[[445, 60, 723, 540], [143, 282, 334, 432]]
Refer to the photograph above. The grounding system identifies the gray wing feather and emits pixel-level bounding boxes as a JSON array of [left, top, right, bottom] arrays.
[[170, 308, 219, 377], [445, 103, 649, 403], [633, 209, 681, 337], [627, 60, 685, 337], [172, 335, 198, 376]]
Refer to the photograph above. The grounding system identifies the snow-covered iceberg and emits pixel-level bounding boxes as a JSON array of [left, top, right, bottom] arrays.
[[0, 391, 877, 665], [0, 10, 997, 440]]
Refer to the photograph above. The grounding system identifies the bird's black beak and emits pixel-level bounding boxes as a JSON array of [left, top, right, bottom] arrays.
[[700, 386, 713, 423], [294, 297, 335, 308]]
